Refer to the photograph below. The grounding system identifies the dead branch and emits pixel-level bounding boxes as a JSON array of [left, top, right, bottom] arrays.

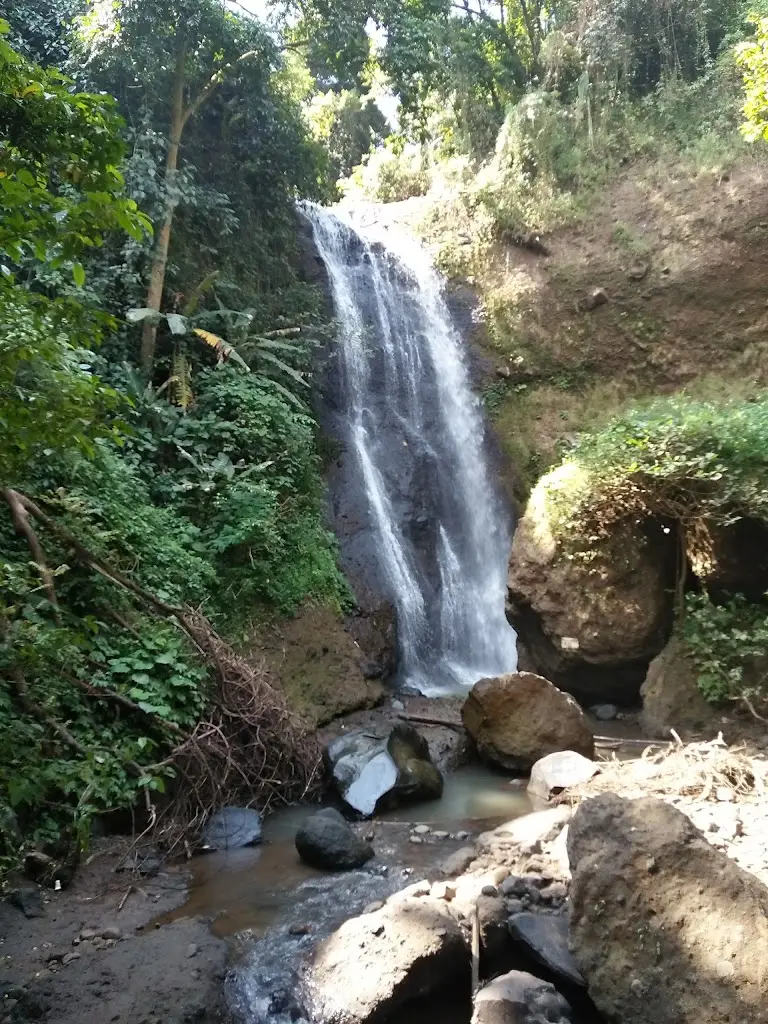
[[397, 713, 464, 732], [11, 665, 87, 756], [3, 487, 61, 625], [68, 672, 185, 736]]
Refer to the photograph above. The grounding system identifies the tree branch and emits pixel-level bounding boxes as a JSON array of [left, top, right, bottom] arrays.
[[3, 487, 61, 625], [181, 49, 261, 129]]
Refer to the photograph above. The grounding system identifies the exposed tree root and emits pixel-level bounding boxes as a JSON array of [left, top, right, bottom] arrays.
[[4, 490, 324, 852], [150, 610, 324, 851]]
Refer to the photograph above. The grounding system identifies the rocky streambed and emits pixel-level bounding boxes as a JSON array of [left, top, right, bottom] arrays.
[[4, 679, 768, 1024]]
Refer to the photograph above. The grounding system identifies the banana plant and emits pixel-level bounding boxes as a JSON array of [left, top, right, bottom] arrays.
[[125, 306, 251, 372]]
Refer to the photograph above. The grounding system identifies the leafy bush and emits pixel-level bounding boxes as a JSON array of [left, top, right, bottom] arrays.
[[685, 591, 768, 706], [551, 395, 768, 539], [347, 143, 431, 203]]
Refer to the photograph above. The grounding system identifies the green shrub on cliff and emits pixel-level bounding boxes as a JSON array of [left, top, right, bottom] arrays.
[[553, 395, 768, 539], [534, 394, 768, 709]]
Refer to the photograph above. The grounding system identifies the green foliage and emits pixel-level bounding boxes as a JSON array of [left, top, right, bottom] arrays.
[[737, 14, 768, 140], [685, 591, 768, 705], [347, 142, 432, 202], [309, 89, 390, 181], [0, 18, 150, 273], [0, 289, 123, 486], [543, 396, 768, 543], [0, 15, 350, 876]]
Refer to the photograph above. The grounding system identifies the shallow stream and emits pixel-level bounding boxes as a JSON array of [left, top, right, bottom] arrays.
[[163, 764, 531, 939]]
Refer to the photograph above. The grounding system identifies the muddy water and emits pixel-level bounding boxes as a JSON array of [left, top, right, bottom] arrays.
[[162, 765, 531, 939]]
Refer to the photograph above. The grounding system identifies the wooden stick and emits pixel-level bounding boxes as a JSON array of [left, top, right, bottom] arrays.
[[471, 901, 480, 995], [397, 713, 464, 732], [118, 885, 133, 912]]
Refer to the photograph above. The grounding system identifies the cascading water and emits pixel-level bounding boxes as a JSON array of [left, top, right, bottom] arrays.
[[302, 203, 517, 695]]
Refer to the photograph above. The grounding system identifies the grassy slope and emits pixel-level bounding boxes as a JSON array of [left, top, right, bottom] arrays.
[[404, 138, 768, 504]]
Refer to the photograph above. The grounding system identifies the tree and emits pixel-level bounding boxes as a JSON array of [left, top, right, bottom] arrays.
[[0, 17, 148, 482], [737, 15, 768, 143], [0, 19, 149, 279], [79, 0, 283, 376], [308, 89, 389, 179]]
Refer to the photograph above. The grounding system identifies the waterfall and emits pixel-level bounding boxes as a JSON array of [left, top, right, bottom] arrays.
[[302, 203, 518, 696]]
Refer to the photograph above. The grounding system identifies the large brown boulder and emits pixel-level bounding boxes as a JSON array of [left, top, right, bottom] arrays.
[[507, 468, 674, 702], [568, 793, 768, 1024], [302, 897, 468, 1024], [462, 673, 594, 771], [640, 633, 714, 738]]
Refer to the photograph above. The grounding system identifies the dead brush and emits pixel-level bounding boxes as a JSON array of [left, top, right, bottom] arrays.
[[148, 610, 324, 854], [561, 733, 762, 806]]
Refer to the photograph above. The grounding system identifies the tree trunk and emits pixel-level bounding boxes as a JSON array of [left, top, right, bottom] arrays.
[[140, 45, 187, 378]]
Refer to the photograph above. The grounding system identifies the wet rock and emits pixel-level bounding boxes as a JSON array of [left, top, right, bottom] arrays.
[[472, 970, 572, 1024], [199, 807, 262, 851], [500, 876, 541, 899], [640, 633, 713, 737], [61, 952, 81, 967], [590, 703, 618, 721], [463, 674, 593, 771], [568, 793, 768, 1024], [101, 926, 122, 940], [25, 848, 77, 889], [527, 751, 598, 801], [295, 809, 374, 870], [508, 914, 584, 987], [7, 887, 45, 919], [508, 481, 674, 703], [326, 724, 443, 817], [289, 923, 313, 936], [302, 897, 468, 1024]]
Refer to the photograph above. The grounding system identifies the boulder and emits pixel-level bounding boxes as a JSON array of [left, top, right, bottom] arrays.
[[7, 887, 45, 919], [257, 604, 384, 727], [567, 793, 768, 1024], [527, 751, 598, 801], [302, 897, 468, 1024], [640, 633, 713, 738], [295, 809, 374, 870], [440, 846, 477, 877], [462, 674, 594, 771], [476, 894, 509, 957], [590, 703, 618, 721], [326, 724, 443, 817], [199, 807, 262, 851], [472, 971, 572, 1024], [508, 914, 584, 987], [507, 470, 674, 703]]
